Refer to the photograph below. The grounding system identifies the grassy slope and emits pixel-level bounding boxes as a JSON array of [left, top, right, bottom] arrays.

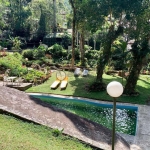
[[26, 71, 150, 105], [0, 114, 93, 150]]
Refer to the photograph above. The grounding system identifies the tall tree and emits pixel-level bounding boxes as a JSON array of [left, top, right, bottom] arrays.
[[8, 0, 31, 37], [124, 1, 150, 95], [83, 0, 148, 84], [37, 5, 46, 41], [53, 0, 57, 34], [69, 0, 76, 67]]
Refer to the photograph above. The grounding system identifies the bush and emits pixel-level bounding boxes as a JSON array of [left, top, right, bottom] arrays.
[[0, 54, 28, 76], [22, 59, 33, 67], [84, 45, 92, 51], [88, 59, 97, 68], [47, 44, 67, 59], [23, 69, 45, 82], [85, 50, 99, 60], [32, 59, 44, 66], [33, 45, 46, 59], [85, 81, 106, 92], [67, 48, 80, 61], [12, 52, 22, 60], [22, 49, 34, 60], [61, 33, 72, 49], [9, 67, 28, 76]]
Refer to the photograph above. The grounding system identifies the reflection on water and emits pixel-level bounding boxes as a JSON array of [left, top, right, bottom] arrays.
[[32, 95, 137, 135]]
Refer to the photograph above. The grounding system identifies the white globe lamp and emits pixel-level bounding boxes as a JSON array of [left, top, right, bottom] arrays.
[[106, 81, 123, 150], [107, 81, 123, 97]]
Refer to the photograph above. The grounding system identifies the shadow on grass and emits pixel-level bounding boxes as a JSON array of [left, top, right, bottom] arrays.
[[28, 95, 130, 150], [67, 72, 149, 105]]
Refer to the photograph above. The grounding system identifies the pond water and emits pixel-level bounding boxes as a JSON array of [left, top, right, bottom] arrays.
[[31, 94, 138, 135]]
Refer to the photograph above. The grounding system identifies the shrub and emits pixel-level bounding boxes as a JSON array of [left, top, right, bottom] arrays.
[[12, 52, 22, 60], [61, 33, 72, 49], [22, 49, 34, 60], [85, 81, 106, 92], [9, 36, 22, 51], [0, 54, 28, 76], [67, 48, 80, 61], [88, 59, 97, 68], [22, 59, 33, 67], [32, 59, 44, 66], [47, 44, 67, 59], [23, 69, 45, 82], [84, 45, 92, 51], [33, 45, 46, 59], [85, 50, 99, 60], [9, 66, 28, 76]]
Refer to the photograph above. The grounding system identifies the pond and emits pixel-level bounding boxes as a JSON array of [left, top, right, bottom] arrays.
[[31, 94, 138, 135]]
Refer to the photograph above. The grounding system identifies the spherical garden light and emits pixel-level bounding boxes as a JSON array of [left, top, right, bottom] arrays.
[[106, 81, 123, 150], [107, 81, 123, 98]]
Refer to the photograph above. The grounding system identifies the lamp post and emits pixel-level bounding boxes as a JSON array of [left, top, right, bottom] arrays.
[[106, 81, 123, 150]]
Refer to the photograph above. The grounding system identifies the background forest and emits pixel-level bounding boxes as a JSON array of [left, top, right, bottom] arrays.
[[0, 0, 150, 95]]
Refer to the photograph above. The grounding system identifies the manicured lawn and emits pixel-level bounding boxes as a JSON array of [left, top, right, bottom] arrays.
[[0, 113, 93, 150], [26, 71, 150, 105]]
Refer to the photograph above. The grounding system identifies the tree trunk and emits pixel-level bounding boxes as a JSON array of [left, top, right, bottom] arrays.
[[94, 39, 96, 50], [71, 7, 75, 68], [124, 38, 150, 95], [80, 30, 85, 66], [69, 0, 76, 68], [124, 58, 143, 95], [53, 0, 57, 36], [96, 25, 123, 82]]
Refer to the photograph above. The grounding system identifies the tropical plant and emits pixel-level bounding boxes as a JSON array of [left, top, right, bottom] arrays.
[[9, 36, 22, 51]]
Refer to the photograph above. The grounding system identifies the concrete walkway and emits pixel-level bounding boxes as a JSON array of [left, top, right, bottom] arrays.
[[0, 86, 150, 150], [120, 104, 150, 150]]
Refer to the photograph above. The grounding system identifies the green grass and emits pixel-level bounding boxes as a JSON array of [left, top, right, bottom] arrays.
[[0, 113, 94, 150], [26, 71, 150, 105]]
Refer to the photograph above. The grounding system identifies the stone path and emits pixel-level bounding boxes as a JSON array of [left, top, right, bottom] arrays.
[[0, 86, 130, 150]]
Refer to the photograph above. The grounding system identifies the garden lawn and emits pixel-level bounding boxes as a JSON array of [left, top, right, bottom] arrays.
[[26, 71, 150, 105], [0, 114, 93, 150]]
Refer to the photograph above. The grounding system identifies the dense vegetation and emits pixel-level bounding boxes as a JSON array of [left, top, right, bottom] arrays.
[[0, 0, 150, 95]]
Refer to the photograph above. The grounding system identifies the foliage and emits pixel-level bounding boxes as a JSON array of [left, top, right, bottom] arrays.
[[123, 0, 150, 94], [61, 32, 72, 49], [52, 128, 64, 137], [23, 69, 45, 82], [111, 39, 128, 70], [22, 49, 34, 60], [8, 0, 31, 37], [9, 36, 22, 50], [22, 45, 48, 60], [32, 59, 45, 66], [47, 44, 67, 60], [85, 50, 99, 60], [84, 45, 92, 51], [37, 6, 46, 40], [33, 45, 46, 59], [88, 59, 97, 68], [68, 48, 80, 61], [0, 53, 27, 76], [0, 39, 11, 49], [13, 52, 23, 60]]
